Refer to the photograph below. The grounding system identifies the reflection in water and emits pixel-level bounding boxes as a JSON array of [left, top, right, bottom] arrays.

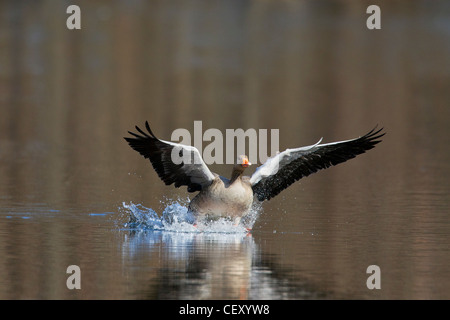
[[121, 229, 328, 299]]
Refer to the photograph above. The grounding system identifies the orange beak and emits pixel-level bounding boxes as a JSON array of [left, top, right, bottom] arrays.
[[242, 157, 251, 168]]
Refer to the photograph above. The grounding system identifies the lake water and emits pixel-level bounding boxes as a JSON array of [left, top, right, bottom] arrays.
[[0, 0, 449, 299]]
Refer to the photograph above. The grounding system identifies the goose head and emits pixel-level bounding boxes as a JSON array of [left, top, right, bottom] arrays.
[[231, 155, 251, 181], [236, 154, 251, 169]]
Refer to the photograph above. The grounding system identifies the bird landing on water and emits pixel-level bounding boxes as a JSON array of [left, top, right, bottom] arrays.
[[124, 122, 384, 225]]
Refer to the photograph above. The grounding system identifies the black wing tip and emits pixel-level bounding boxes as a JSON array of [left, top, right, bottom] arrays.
[[145, 121, 157, 138], [362, 125, 386, 144], [124, 121, 158, 141]]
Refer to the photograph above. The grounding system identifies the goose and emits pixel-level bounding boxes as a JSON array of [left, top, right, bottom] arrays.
[[124, 122, 384, 225]]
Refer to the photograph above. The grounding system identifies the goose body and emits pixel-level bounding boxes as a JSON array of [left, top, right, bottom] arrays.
[[189, 174, 253, 223], [124, 122, 384, 224]]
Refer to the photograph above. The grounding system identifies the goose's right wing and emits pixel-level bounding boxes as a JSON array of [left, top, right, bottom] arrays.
[[124, 121, 215, 192]]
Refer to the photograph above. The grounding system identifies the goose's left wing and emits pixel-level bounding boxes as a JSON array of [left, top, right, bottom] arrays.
[[250, 127, 385, 201]]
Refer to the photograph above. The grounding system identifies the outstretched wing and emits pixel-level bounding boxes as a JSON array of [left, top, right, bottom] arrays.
[[250, 127, 385, 201], [124, 121, 215, 192]]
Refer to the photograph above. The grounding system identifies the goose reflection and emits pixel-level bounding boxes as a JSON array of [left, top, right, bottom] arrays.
[[121, 230, 329, 299]]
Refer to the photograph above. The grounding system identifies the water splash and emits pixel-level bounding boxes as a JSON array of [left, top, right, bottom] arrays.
[[119, 198, 262, 234]]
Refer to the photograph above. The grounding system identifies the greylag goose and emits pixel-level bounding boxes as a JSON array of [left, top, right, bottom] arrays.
[[124, 122, 384, 224]]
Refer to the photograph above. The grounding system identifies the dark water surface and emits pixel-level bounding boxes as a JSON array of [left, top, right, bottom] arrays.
[[0, 0, 449, 299]]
